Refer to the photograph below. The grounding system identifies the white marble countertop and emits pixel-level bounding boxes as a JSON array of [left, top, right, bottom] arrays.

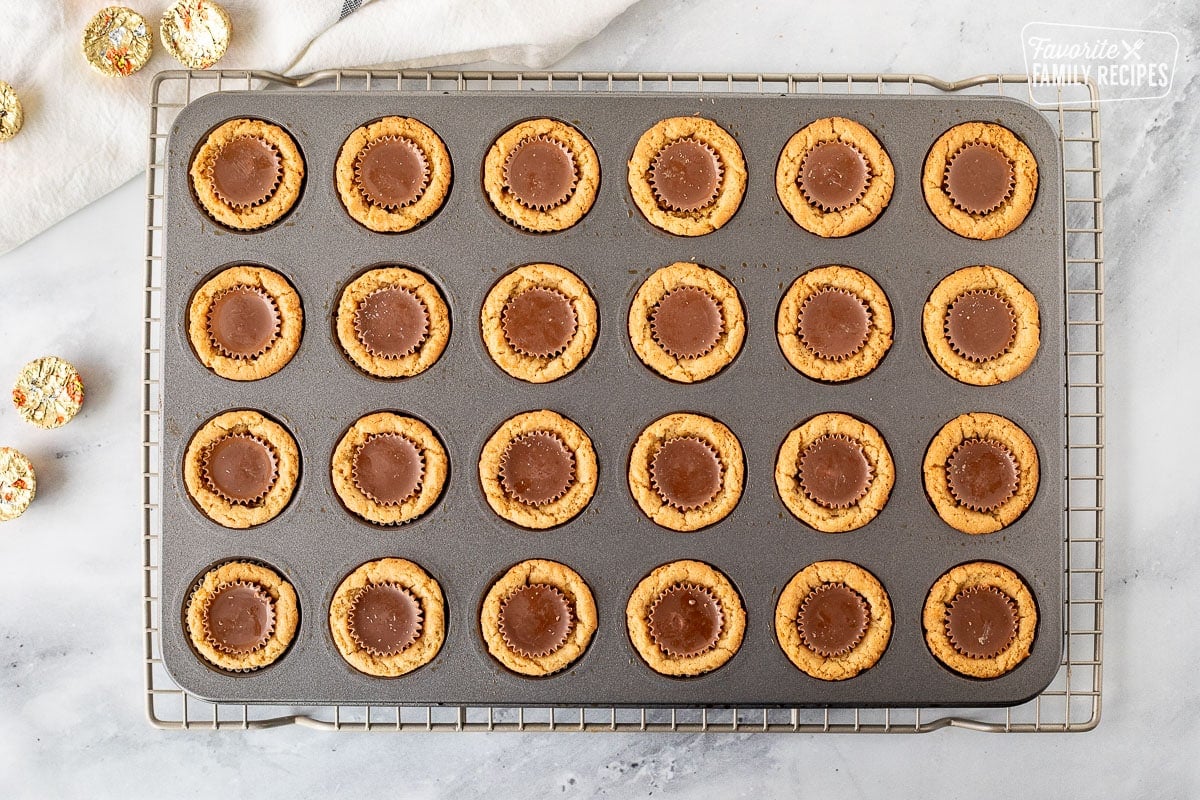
[[2, 0, 1198, 795]]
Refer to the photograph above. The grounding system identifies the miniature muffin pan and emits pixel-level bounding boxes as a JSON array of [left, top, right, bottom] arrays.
[[160, 89, 1064, 707]]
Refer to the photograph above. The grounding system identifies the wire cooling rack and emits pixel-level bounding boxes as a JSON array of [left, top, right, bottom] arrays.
[[142, 70, 1104, 732]]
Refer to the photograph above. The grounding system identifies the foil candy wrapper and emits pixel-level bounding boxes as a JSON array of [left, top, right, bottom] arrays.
[[161, 0, 232, 70]]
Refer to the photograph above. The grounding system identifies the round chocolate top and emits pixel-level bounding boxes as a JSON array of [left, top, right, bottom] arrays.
[[501, 287, 577, 359], [647, 584, 724, 658], [499, 431, 576, 506], [649, 137, 722, 212], [202, 434, 277, 505], [946, 438, 1019, 512], [945, 585, 1019, 659], [503, 136, 577, 210], [355, 136, 429, 209], [207, 286, 280, 359], [349, 582, 423, 657], [650, 436, 723, 512], [210, 136, 281, 208], [353, 433, 424, 506], [798, 434, 874, 509], [945, 290, 1017, 362], [798, 140, 870, 212], [797, 582, 870, 658], [797, 287, 872, 361], [353, 286, 430, 359], [498, 583, 575, 658], [203, 581, 275, 654], [944, 142, 1015, 215], [650, 286, 724, 360]]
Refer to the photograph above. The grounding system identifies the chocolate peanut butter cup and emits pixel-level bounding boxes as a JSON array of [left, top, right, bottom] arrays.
[[945, 585, 1019, 660], [797, 582, 870, 658], [647, 583, 725, 659], [353, 286, 430, 359], [501, 287, 578, 359], [206, 286, 281, 360], [201, 581, 276, 655], [946, 438, 1019, 513], [499, 430, 576, 507], [649, 137, 723, 213], [348, 582, 423, 657], [798, 433, 874, 509], [944, 289, 1017, 362], [498, 584, 575, 658], [354, 135, 430, 210], [797, 287, 872, 362], [201, 433, 278, 505], [944, 142, 1015, 216], [650, 286, 724, 360], [503, 135, 578, 211], [798, 140, 870, 213], [649, 436, 723, 512], [351, 433, 425, 506], [207, 135, 282, 209]]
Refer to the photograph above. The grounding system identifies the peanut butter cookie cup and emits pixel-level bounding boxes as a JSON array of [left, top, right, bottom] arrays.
[[480, 559, 597, 677], [190, 118, 304, 230], [776, 117, 894, 237], [777, 265, 892, 382], [775, 413, 894, 533], [479, 410, 597, 530], [183, 410, 299, 529], [923, 561, 1037, 678], [336, 116, 452, 232], [188, 265, 303, 381], [481, 264, 598, 384], [626, 560, 745, 677], [483, 118, 600, 232], [329, 558, 446, 678], [924, 412, 1039, 534], [923, 265, 1040, 386], [923, 122, 1038, 240], [775, 560, 892, 681], [628, 117, 747, 236], [335, 267, 450, 379], [185, 560, 299, 672]]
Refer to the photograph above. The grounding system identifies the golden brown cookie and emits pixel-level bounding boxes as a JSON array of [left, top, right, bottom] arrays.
[[628, 117, 747, 236], [331, 412, 448, 526], [483, 118, 600, 232], [335, 267, 450, 379], [328, 557, 446, 678], [190, 118, 305, 230], [775, 560, 892, 681], [185, 561, 299, 672], [776, 117, 895, 237], [775, 413, 894, 533], [924, 413, 1039, 534], [335, 116, 452, 233], [629, 412, 744, 532], [479, 410, 597, 530], [183, 410, 299, 529], [923, 122, 1038, 240], [777, 265, 892, 382], [481, 264, 597, 384], [187, 265, 303, 381], [923, 265, 1040, 386], [629, 262, 745, 383], [626, 560, 745, 677], [923, 561, 1037, 678], [480, 559, 597, 677]]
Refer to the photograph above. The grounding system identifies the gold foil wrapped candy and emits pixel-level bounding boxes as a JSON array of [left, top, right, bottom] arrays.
[[82, 6, 153, 77], [161, 0, 232, 70], [0, 81, 22, 142]]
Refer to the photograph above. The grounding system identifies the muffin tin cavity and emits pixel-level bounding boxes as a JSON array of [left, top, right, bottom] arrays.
[[161, 90, 1063, 707]]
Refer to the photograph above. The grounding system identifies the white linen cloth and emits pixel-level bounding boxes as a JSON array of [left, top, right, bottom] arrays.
[[0, 0, 635, 255]]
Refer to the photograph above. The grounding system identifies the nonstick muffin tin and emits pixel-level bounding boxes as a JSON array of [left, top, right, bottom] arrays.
[[159, 89, 1064, 707]]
